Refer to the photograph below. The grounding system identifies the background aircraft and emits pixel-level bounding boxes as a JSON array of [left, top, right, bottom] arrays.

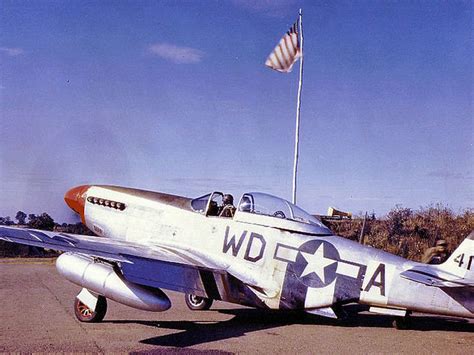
[[1, 184, 472, 328]]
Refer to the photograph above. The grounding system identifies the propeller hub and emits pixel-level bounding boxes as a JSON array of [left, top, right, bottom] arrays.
[[64, 185, 90, 224]]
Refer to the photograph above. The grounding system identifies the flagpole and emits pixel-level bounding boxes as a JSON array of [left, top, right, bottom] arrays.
[[292, 8, 304, 205]]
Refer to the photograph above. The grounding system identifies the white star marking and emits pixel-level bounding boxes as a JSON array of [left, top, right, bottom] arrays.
[[300, 243, 337, 283]]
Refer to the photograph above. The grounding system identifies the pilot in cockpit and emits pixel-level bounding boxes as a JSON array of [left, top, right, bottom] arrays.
[[219, 194, 236, 218]]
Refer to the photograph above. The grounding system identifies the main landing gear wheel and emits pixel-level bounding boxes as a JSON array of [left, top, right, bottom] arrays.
[[184, 293, 213, 310], [74, 295, 107, 322]]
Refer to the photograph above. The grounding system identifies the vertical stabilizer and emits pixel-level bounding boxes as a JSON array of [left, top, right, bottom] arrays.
[[439, 231, 474, 281]]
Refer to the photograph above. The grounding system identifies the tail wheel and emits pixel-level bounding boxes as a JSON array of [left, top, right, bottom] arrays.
[[184, 293, 213, 310], [392, 316, 411, 330], [74, 295, 107, 322]]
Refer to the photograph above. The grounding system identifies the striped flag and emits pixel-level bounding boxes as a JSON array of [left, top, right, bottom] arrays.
[[265, 20, 301, 73]]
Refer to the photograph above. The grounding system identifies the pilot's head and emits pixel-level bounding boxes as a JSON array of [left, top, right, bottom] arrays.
[[223, 194, 234, 205], [436, 239, 447, 251]]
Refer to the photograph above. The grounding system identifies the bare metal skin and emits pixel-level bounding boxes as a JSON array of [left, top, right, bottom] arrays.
[[1, 185, 473, 325]]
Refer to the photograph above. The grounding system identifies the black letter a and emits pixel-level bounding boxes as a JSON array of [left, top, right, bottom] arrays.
[[364, 263, 386, 296]]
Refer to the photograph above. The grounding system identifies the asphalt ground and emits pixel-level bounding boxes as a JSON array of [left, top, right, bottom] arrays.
[[1, 259, 473, 354]]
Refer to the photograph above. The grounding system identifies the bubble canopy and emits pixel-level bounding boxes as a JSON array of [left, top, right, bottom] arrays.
[[191, 191, 332, 235]]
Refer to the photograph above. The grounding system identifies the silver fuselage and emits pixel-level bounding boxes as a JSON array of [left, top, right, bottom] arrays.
[[82, 185, 473, 318]]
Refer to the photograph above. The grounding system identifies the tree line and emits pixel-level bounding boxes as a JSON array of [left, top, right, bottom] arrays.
[[326, 204, 473, 261]]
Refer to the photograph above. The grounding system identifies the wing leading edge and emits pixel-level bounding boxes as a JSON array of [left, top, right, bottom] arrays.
[[0, 226, 194, 265]]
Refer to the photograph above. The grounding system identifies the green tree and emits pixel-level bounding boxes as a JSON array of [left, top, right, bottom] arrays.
[[15, 211, 27, 225], [0, 216, 14, 226], [27, 213, 56, 231]]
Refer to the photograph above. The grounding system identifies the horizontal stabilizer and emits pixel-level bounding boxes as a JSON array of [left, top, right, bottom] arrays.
[[400, 266, 474, 288]]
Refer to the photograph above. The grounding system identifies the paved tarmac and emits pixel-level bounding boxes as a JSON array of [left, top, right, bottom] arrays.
[[1, 260, 473, 354]]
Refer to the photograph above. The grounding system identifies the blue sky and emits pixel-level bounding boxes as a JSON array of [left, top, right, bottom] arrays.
[[1, 0, 472, 223]]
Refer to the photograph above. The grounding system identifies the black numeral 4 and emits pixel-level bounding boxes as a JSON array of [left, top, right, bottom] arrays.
[[453, 253, 473, 270]]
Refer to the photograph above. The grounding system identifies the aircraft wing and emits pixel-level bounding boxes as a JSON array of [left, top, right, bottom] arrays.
[[400, 265, 474, 288], [0, 226, 277, 297], [0, 226, 194, 265]]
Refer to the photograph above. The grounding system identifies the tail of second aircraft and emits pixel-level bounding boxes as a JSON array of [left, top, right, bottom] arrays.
[[439, 231, 474, 282], [400, 231, 474, 288]]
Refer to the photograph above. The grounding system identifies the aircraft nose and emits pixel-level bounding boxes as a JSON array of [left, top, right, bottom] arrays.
[[64, 185, 90, 222]]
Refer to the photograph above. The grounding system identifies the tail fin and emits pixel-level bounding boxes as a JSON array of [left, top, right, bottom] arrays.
[[439, 231, 474, 281]]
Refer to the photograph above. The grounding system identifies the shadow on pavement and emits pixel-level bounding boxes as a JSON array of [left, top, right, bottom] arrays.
[[103, 307, 473, 349]]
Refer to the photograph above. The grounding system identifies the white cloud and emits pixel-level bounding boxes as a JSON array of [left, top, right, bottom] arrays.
[[427, 170, 472, 180], [0, 47, 25, 56], [148, 43, 204, 64]]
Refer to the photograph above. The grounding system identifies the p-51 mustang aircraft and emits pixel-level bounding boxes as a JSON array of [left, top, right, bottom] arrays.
[[1, 185, 473, 328]]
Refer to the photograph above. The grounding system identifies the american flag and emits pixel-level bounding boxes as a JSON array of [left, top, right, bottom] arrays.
[[265, 20, 301, 73]]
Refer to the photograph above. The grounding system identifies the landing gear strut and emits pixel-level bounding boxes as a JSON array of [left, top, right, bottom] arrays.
[[184, 293, 213, 310]]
